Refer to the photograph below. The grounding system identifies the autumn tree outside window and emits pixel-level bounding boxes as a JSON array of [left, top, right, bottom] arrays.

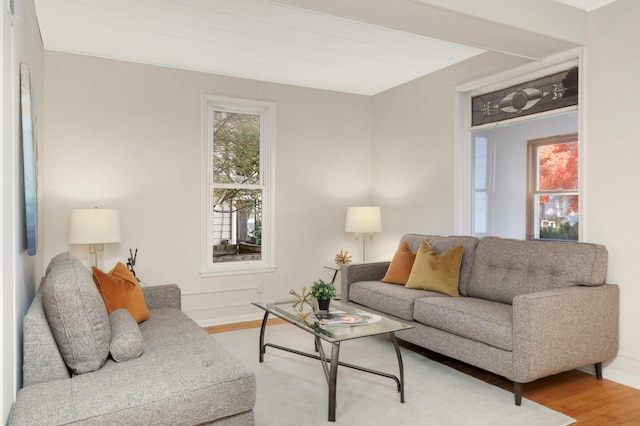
[[526, 134, 578, 241]]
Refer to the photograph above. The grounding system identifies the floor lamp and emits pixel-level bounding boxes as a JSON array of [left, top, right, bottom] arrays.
[[345, 206, 382, 262], [69, 208, 122, 267]]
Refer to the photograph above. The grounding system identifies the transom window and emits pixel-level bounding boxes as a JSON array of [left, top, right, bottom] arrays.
[[526, 134, 578, 240], [201, 96, 275, 276]]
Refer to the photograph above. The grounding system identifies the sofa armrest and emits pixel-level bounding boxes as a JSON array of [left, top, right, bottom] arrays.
[[512, 284, 619, 383], [340, 262, 390, 302], [142, 284, 181, 310]]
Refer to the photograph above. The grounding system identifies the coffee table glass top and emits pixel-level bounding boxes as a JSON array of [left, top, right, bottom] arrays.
[[252, 300, 413, 343]]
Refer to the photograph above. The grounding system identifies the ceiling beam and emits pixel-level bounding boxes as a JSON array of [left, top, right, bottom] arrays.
[[274, 0, 582, 60]]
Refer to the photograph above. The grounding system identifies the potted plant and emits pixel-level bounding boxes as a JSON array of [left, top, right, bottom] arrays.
[[310, 279, 336, 311]]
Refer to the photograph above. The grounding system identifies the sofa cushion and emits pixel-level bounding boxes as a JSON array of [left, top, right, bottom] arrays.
[[400, 235, 479, 296], [349, 280, 446, 321], [406, 242, 464, 297], [413, 296, 513, 351], [93, 262, 149, 323], [381, 241, 416, 285], [109, 309, 144, 362], [22, 290, 71, 386], [467, 237, 609, 304], [41, 252, 111, 375]]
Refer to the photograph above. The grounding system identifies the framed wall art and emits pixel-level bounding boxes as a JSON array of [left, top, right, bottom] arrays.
[[20, 63, 38, 256]]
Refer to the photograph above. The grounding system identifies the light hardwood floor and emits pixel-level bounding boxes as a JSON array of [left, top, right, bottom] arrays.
[[206, 319, 640, 424]]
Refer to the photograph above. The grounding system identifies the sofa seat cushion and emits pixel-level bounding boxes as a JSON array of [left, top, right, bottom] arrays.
[[349, 281, 446, 321], [413, 296, 513, 351], [10, 307, 256, 426]]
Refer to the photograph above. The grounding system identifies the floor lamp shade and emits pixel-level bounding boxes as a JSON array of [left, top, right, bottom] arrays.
[[69, 209, 122, 244], [345, 206, 382, 234]]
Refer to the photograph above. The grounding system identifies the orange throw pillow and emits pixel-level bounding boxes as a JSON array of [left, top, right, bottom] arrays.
[[381, 241, 417, 285], [92, 262, 149, 323]]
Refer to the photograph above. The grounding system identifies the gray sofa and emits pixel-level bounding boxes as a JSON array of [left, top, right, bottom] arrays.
[[341, 234, 619, 405], [10, 252, 256, 425]]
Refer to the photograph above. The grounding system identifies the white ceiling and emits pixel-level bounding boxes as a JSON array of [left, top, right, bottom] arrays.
[[35, 0, 486, 95], [34, 0, 616, 96]]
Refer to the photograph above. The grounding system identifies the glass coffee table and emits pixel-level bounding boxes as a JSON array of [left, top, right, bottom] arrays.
[[252, 300, 413, 422]]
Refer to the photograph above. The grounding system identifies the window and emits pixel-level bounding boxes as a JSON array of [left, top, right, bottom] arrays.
[[201, 96, 275, 276], [472, 135, 493, 235], [526, 134, 578, 241]]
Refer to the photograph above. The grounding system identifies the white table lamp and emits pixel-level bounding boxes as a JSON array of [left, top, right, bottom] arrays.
[[69, 208, 122, 267], [345, 206, 382, 262]]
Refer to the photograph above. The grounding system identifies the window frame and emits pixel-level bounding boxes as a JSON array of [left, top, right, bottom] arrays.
[[201, 95, 276, 277], [526, 133, 578, 240]]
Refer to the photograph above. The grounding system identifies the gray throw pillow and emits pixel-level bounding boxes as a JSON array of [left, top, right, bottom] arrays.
[[109, 309, 144, 362], [41, 252, 111, 375]]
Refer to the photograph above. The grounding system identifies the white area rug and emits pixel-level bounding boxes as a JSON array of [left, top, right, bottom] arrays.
[[215, 325, 575, 425]]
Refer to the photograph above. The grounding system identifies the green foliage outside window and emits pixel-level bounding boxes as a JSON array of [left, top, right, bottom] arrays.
[[539, 222, 578, 241], [213, 111, 260, 184], [212, 111, 262, 247]]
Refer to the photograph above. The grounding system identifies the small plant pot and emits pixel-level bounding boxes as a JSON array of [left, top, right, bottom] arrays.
[[317, 298, 331, 311]]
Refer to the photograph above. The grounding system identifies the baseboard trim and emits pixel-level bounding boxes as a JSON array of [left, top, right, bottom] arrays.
[[601, 367, 640, 390]]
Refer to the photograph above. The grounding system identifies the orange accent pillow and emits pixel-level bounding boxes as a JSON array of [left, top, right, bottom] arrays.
[[92, 262, 149, 323], [381, 242, 417, 285], [405, 241, 464, 297]]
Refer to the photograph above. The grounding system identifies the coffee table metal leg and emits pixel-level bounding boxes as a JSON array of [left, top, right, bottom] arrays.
[[328, 342, 340, 422], [389, 332, 405, 403], [258, 321, 406, 421], [258, 310, 269, 363]]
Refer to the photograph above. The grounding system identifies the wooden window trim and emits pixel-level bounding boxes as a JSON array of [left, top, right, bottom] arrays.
[[526, 133, 578, 240]]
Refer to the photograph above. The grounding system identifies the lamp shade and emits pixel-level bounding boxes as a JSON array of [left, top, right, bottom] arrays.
[[69, 209, 122, 244], [345, 206, 382, 233]]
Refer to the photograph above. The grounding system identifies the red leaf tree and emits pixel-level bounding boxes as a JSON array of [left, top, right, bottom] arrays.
[[539, 141, 578, 213]]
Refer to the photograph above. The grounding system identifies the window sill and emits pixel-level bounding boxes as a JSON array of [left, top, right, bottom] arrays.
[[200, 264, 277, 278]]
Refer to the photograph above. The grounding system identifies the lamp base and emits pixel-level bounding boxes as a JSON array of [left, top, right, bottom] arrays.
[[88, 243, 104, 268], [356, 233, 374, 262]]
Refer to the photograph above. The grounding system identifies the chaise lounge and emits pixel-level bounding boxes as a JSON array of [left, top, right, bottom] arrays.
[[9, 252, 256, 425]]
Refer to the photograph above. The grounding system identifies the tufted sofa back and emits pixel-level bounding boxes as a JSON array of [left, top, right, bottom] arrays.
[[467, 236, 609, 304]]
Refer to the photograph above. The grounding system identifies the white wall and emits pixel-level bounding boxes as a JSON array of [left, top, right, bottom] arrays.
[[42, 52, 372, 326], [584, 0, 640, 388], [1, 0, 44, 422]]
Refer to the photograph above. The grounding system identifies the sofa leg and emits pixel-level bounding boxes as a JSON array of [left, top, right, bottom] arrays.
[[595, 362, 603, 380], [514, 382, 523, 406]]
